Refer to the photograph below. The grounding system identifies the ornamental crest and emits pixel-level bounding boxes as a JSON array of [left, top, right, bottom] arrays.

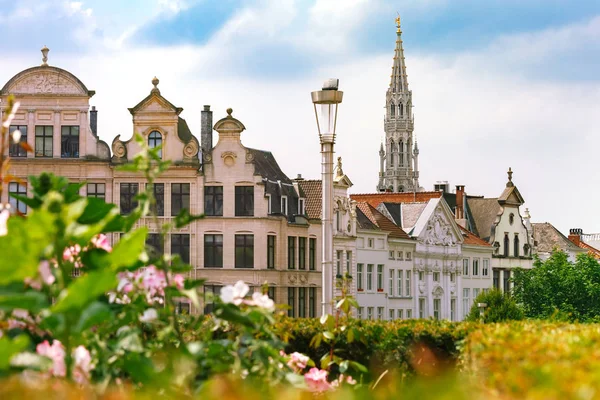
[[421, 210, 456, 246]]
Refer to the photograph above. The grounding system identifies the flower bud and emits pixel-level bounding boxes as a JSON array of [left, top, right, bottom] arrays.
[[11, 129, 21, 144]]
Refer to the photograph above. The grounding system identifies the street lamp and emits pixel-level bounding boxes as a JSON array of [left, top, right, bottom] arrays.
[[311, 79, 343, 316]]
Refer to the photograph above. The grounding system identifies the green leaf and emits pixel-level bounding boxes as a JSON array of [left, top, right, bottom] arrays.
[[0, 335, 30, 370], [323, 331, 335, 340], [174, 208, 204, 229], [0, 291, 49, 313], [52, 270, 117, 313], [77, 198, 117, 225], [108, 227, 148, 270], [10, 352, 52, 371], [64, 182, 84, 203], [75, 301, 114, 333], [339, 360, 349, 373], [350, 360, 368, 373], [347, 327, 355, 343]]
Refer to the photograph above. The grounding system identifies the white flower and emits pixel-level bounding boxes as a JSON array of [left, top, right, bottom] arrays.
[[251, 292, 275, 312], [0, 209, 8, 236], [139, 308, 158, 323], [11, 129, 21, 144], [2, 101, 20, 128], [220, 280, 249, 305]]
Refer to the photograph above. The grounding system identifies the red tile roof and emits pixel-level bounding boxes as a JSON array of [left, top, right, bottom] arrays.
[[350, 192, 443, 209], [577, 241, 600, 259], [459, 225, 492, 247], [356, 202, 411, 240], [297, 180, 322, 220]]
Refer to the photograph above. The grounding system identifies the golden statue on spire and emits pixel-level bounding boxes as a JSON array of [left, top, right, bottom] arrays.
[[395, 13, 401, 33]]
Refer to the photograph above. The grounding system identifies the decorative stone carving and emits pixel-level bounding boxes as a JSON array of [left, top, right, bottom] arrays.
[[418, 282, 425, 294], [432, 285, 443, 297], [9, 71, 85, 95], [245, 151, 254, 162], [203, 152, 212, 163], [112, 136, 127, 159], [221, 151, 237, 167], [183, 140, 199, 159], [299, 274, 308, 284], [420, 209, 456, 246], [288, 274, 297, 284]]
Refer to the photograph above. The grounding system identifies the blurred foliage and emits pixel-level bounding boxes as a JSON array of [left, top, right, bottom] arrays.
[[465, 289, 524, 323]]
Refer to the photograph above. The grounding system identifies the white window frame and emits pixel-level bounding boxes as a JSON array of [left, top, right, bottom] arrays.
[[389, 308, 395, 320], [281, 195, 288, 215], [377, 264, 384, 291], [451, 298, 456, 321], [397, 269, 403, 297], [298, 198, 305, 215], [473, 258, 480, 276], [377, 307, 384, 320], [357, 263, 364, 290], [397, 251, 404, 260], [406, 270, 411, 296], [266, 194, 272, 214], [367, 264, 373, 291], [463, 258, 469, 276], [398, 309, 403, 319], [463, 288, 470, 316], [483, 259, 489, 276], [368, 238, 374, 248], [389, 250, 395, 260], [367, 307, 373, 320], [406, 309, 412, 319], [406, 252, 412, 260], [433, 298, 441, 320], [419, 298, 426, 319], [389, 269, 394, 296], [433, 272, 440, 282], [358, 307, 363, 319]]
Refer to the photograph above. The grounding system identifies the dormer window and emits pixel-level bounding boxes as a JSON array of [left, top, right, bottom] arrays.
[[298, 198, 305, 215], [148, 131, 162, 158], [281, 196, 288, 215], [509, 213, 515, 225], [266, 194, 272, 214]]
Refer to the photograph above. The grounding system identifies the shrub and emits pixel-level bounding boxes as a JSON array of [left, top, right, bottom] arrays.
[[465, 289, 524, 323]]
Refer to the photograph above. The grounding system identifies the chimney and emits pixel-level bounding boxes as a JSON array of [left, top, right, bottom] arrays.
[[294, 174, 305, 181], [568, 228, 583, 246], [455, 185, 467, 228], [90, 106, 98, 136], [200, 105, 213, 153]]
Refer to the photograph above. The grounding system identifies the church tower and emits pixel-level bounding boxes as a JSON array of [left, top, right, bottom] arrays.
[[377, 16, 419, 192]]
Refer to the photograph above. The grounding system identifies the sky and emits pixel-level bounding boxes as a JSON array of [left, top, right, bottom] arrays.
[[0, 0, 599, 234]]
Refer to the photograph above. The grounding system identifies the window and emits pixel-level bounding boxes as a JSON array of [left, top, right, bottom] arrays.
[[451, 298, 456, 321], [336, 250, 342, 276], [357, 264, 364, 291], [204, 186, 223, 216], [450, 273, 456, 282], [336, 210, 342, 231], [462, 259, 469, 276], [120, 183, 138, 215], [309, 238, 316, 270], [358, 307, 363, 319], [288, 237, 296, 270], [514, 234, 520, 257], [298, 198, 305, 215], [397, 270, 403, 297], [389, 309, 395, 320], [406, 271, 411, 296], [281, 196, 288, 215], [35, 126, 53, 157], [9, 126, 27, 157], [389, 269, 394, 296], [504, 270, 511, 293], [400, 103, 404, 117], [419, 298, 426, 319], [266, 194, 272, 214], [368, 238, 374, 248], [298, 287, 306, 318], [204, 234, 223, 268], [288, 288, 296, 317], [397, 251, 404, 260], [346, 251, 351, 275], [463, 288, 470, 316], [389, 250, 395, 260], [433, 299, 441, 320], [171, 234, 190, 264], [367, 307, 373, 320], [309, 287, 316, 318], [235, 234, 254, 268], [483, 259, 489, 276], [406, 309, 412, 319], [87, 183, 105, 200], [235, 186, 254, 216], [473, 258, 479, 276], [267, 235, 276, 269], [509, 213, 514, 225], [8, 182, 27, 214], [146, 233, 163, 256], [377, 307, 384, 320], [418, 271, 424, 281], [433, 272, 440, 282], [377, 265, 384, 291], [504, 234, 509, 257], [299, 237, 306, 270], [473, 288, 480, 300], [61, 126, 79, 158], [390, 104, 395, 118], [149, 183, 164, 216], [406, 252, 412, 261], [203, 285, 222, 314], [367, 264, 373, 291], [398, 309, 403, 319], [176, 302, 191, 315], [148, 131, 162, 158], [171, 183, 190, 216], [493, 269, 500, 289], [267, 287, 276, 301]]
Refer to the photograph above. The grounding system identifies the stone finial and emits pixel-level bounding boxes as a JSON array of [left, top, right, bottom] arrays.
[[336, 156, 344, 177], [506, 167, 514, 187], [151, 76, 160, 93], [226, 108, 233, 117], [41, 46, 49, 66]]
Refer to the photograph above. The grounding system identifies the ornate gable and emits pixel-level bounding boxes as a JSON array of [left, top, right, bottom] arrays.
[[1, 66, 94, 97], [417, 200, 463, 246], [128, 77, 182, 116]]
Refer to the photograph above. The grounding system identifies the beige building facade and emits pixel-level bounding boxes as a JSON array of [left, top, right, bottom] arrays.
[[1, 51, 322, 316]]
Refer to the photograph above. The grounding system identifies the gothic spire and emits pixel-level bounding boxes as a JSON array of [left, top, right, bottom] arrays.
[[390, 15, 409, 93]]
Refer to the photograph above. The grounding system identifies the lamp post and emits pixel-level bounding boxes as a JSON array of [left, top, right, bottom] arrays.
[[311, 79, 343, 316]]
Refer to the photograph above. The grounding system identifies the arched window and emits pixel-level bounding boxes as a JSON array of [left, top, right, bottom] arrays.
[[390, 104, 395, 119], [148, 131, 162, 158], [504, 234, 509, 257], [399, 140, 404, 166], [389, 142, 395, 166], [514, 234, 519, 257], [509, 213, 515, 225], [400, 103, 404, 117]]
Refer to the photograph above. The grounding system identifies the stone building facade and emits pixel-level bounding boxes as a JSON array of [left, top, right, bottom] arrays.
[[377, 17, 420, 193], [1, 50, 323, 316]]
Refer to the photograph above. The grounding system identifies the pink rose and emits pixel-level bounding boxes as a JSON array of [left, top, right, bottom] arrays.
[[72, 345, 92, 384], [304, 367, 331, 392], [287, 352, 309, 372], [91, 234, 112, 252], [39, 261, 55, 285], [173, 274, 185, 290]]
